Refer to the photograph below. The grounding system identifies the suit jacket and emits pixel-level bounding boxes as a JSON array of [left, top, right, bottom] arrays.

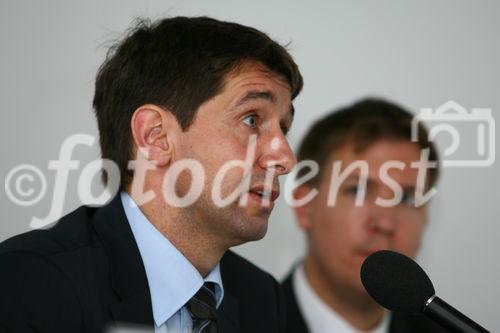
[[281, 271, 449, 333], [0, 194, 286, 333]]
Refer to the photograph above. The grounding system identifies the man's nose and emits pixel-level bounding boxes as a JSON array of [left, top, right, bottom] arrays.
[[368, 205, 397, 236], [257, 133, 297, 176]]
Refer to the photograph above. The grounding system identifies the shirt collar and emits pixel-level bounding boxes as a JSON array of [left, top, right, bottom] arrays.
[[120, 191, 224, 327], [293, 263, 390, 333]]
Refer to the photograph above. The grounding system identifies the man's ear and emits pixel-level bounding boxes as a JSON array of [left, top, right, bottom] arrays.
[[130, 104, 178, 167], [293, 185, 316, 231]]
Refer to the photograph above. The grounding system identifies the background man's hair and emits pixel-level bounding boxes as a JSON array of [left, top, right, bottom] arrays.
[[297, 97, 440, 188], [93, 16, 303, 189]]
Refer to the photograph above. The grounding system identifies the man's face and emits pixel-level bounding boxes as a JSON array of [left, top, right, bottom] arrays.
[[297, 140, 428, 297], [172, 63, 296, 246]]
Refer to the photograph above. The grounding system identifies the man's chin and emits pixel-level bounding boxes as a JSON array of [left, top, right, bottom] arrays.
[[228, 215, 269, 246], [352, 277, 381, 305], [244, 216, 269, 240]]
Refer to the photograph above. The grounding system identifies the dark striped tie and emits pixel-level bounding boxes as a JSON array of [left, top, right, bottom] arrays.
[[186, 282, 218, 333]]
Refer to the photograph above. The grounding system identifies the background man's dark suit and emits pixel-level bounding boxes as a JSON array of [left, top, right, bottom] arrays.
[[281, 273, 449, 333], [0, 195, 286, 333]]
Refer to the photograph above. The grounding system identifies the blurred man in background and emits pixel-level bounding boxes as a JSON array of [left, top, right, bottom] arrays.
[[282, 98, 448, 333]]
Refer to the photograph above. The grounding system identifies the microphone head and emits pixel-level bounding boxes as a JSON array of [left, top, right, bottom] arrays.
[[360, 250, 435, 315]]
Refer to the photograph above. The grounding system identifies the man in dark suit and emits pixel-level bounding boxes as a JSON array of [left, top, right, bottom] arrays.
[[282, 98, 449, 333], [0, 16, 303, 332]]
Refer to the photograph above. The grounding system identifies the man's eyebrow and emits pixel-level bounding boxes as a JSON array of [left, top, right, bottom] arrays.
[[339, 173, 363, 181], [235, 90, 276, 107], [234, 90, 295, 129], [402, 185, 416, 193]]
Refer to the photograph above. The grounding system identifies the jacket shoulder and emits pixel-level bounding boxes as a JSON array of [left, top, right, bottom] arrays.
[[0, 204, 99, 257], [222, 250, 275, 280], [0, 246, 84, 332], [0, 203, 108, 332], [221, 250, 282, 295]]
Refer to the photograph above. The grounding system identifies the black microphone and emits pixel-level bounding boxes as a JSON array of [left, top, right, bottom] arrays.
[[360, 250, 490, 333]]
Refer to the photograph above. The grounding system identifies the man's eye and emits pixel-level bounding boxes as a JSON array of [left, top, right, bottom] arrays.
[[281, 125, 290, 136], [401, 192, 416, 207], [243, 114, 258, 127], [344, 186, 359, 195]]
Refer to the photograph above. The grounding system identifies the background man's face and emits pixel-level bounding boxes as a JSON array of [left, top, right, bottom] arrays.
[[173, 62, 295, 247], [297, 140, 428, 297]]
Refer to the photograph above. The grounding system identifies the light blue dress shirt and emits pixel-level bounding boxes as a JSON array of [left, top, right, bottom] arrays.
[[121, 192, 224, 333]]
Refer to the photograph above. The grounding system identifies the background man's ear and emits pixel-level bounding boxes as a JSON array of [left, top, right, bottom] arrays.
[[130, 104, 177, 168], [293, 185, 316, 231]]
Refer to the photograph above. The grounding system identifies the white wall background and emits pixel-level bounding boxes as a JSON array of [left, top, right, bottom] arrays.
[[1, 0, 498, 330]]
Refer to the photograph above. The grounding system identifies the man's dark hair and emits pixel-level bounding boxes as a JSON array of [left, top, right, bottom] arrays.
[[93, 16, 303, 189], [297, 98, 440, 188]]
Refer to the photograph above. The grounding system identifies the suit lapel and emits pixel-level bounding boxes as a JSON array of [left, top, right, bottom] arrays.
[[92, 194, 154, 326], [217, 290, 241, 333], [109, 291, 153, 326], [217, 254, 242, 333]]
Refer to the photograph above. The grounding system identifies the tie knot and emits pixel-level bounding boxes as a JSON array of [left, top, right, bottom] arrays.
[[187, 282, 217, 320]]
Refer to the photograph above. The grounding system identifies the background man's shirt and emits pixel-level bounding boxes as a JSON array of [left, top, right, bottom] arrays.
[[293, 264, 390, 333]]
